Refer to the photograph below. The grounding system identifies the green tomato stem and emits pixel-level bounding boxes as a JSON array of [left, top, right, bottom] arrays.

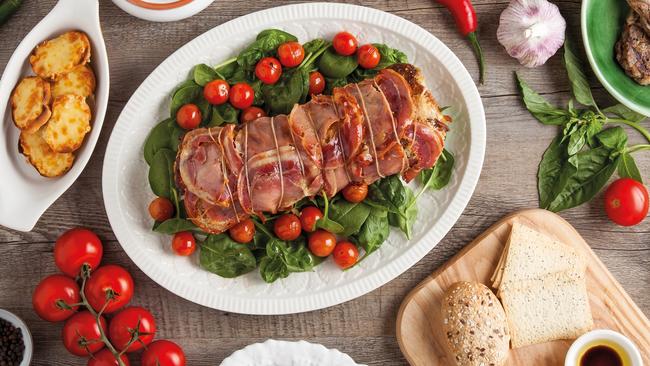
[[606, 118, 650, 143], [467, 32, 485, 85]]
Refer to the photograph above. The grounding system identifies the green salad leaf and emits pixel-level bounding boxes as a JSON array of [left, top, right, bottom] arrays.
[[143, 119, 183, 165], [200, 234, 257, 278], [355, 207, 389, 258], [193, 64, 219, 86], [516, 73, 568, 126], [419, 149, 454, 190], [238, 29, 297, 69], [153, 218, 198, 234], [318, 47, 358, 79], [563, 39, 597, 110]]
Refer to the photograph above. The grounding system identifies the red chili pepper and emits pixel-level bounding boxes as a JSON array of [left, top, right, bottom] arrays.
[[436, 0, 486, 85]]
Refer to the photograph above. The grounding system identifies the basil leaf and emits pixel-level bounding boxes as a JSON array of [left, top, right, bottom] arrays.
[[538, 136, 569, 209], [604, 104, 647, 123], [419, 149, 454, 190], [328, 201, 371, 237], [356, 208, 389, 257], [318, 47, 358, 78], [237, 29, 297, 69], [516, 73, 569, 125], [153, 218, 198, 234], [143, 119, 183, 165], [563, 39, 597, 109], [618, 152, 643, 183], [148, 148, 176, 199], [200, 234, 257, 278], [595, 126, 628, 152], [170, 83, 201, 118], [193, 64, 218, 86], [262, 68, 306, 114]]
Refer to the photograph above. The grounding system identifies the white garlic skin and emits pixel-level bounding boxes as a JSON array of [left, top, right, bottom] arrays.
[[497, 0, 566, 67]]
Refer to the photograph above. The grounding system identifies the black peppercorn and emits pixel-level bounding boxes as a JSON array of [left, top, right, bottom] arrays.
[[0, 318, 24, 366]]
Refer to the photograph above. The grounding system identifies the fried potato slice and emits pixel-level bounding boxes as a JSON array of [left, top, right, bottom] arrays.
[[30, 31, 91, 79], [19, 128, 74, 177], [11, 76, 52, 134], [52, 64, 96, 98], [44, 95, 91, 153]]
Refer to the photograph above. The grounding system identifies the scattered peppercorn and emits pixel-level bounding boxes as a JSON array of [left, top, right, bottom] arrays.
[[0, 318, 24, 366]]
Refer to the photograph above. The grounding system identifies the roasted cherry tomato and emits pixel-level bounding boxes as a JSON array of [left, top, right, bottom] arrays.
[[300, 206, 323, 233], [229, 82, 255, 109], [333, 241, 359, 269], [85, 265, 134, 314], [108, 306, 156, 353], [332, 31, 358, 56], [62, 311, 107, 356], [203, 79, 230, 105], [171, 231, 196, 256], [604, 178, 649, 226], [357, 44, 380, 69], [342, 183, 368, 203], [228, 218, 255, 243], [274, 214, 301, 241], [87, 349, 130, 366], [148, 197, 174, 222], [277, 41, 305, 67], [308, 71, 325, 95], [176, 103, 201, 130], [255, 57, 282, 85], [308, 230, 336, 257], [141, 340, 186, 366], [240, 106, 266, 123], [54, 228, 103, 278], [32, 274, 80, 322]]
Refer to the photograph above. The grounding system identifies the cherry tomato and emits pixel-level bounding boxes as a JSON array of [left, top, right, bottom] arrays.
[[332, 31, 358, 56], [141, 340, 186, 366], [240, 106, 266, 123], [148, 197, 174, 222], [108, 306, 156, 353], [300, 206, 323, 233], [229, 82, 255, 109], [274, 214, 301, 241], [32, 274, 80, 322], [333, 241, 359, 269], [228, 218, 255, 244], [308, 71, 325, 95], [87, 349, 130, 366], [342, 183, 368, 203], [62, 311, 107, 356], [85, 265, 134, 314], [357, 44, 380, 69], [255, 57, 282, 85], [277, 41, 305, 67], [203, 79, 229, 105], [176, 104, 201, 130], [171, 232, 196, 256], [604, 178, 649, 226], [54, 228, 103, 278], [308, 230, 336, 257]]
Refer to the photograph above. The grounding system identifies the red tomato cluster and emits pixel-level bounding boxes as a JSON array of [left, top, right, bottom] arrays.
[[32, 228, 187, 366], [332, 31, 381, 69]]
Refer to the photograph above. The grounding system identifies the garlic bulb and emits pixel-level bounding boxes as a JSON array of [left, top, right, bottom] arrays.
[[497, 0, 566, 67]]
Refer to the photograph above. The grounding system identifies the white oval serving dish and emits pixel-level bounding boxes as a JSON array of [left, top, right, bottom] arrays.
[[0, 0, 110, 232], [220, 339, 363, 366], [102, 2, 486, 315]]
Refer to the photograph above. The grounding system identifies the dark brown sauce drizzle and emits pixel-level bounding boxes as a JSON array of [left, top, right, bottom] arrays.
[[580, 345, 623, 366]]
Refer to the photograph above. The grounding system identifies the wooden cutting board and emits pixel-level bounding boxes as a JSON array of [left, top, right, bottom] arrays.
[[396, 209, 650, 366]]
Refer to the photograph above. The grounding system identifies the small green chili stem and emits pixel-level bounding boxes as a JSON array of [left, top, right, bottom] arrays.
[[606, 118, 650, 143], [467, 32, 485, 85]]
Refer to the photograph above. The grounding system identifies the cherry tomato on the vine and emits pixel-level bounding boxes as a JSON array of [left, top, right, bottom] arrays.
[[274, 214, 301, 241], [229, 218, 255, 244], [308, 230, 336, 257], [62, 311, 107, 356], [229, 82, 255, 109], [54, 228, 103, 278], [87, 349, 130, 366], [240, 106, 266, 123], [357, 44, 381, 69], [148, 197, 174, 222], [342, 183, 368, 203], [176, 104, 201, 130], [32, 274, 80, 322], [332, 31, 358, 56], [255, 57, 282, 85], [333, 241, 359, 269], [141, 340, 186, 366], [308, 71, 325, 95], [203, 79, 229, 105], [300, 206, 323, 233], [85, 265, 134, 314], [171, 231, 196, 256], [108, 306, 156, 352], [604, 178, 649, 226], [277, 41, 305, 67]]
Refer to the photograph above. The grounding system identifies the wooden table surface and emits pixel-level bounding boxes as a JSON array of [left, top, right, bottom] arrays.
[[1, 1, 648, 365]]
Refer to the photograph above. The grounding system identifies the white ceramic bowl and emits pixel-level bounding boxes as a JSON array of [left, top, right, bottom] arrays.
[[111, 0, 216, 22], [0, 309, 33, 366], [565, 329, 643, 366], [0, 0, 110, 231], [220, 339, 363, 366]]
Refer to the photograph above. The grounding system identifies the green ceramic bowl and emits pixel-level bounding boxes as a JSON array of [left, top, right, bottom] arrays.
[[582, 0, 650, 116]]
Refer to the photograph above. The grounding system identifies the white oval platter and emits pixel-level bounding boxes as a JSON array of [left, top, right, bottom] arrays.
[[220, 339, 363, 366], [102, 2, 486, 315]]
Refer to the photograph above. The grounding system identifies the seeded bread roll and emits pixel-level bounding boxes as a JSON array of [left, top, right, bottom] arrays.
[[441, 281, 510, 366]]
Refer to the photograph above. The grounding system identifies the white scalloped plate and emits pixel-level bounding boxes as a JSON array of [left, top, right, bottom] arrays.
[[102, 3, 486, 315], [220, 340, 364, 366]]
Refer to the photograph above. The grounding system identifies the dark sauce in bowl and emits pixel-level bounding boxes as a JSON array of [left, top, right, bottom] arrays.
[[580, 345, 623, 366]]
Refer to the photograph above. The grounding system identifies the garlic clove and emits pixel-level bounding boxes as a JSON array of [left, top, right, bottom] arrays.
[[497, 0, 567, 68]]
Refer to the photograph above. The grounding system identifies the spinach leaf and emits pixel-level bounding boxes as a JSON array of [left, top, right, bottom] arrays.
[[148, 148, 176, 199], [419, 149, 454, 190], [618, 152, 643, 183], [370, 176, 417, 239], [318, 47, 358, 78], [200, 234, 257, 278], [143, 119, 183, 165], [324, 77, 348, 95], [355, 207, 389, 257], [153, 218, 198, 234], [349, 43, 408, 82], [170, 82, 201, 118], [196, 95, 212, 124], [388, 189, 417, 240], [314, 193, 345, 234], [259, 238, 322, 283], [261, 68, 307, 114], [538, 136, 569, 209], [193, 64, 218, 86], [516, 73, 568, 125], [328, 200, 371, 237], [563, 39, 597, 110], [207, 103, 239, 127], [259, 255, 288, 283], [604, 104, 647, 123], [215, 59, 238, 80], [301, 39, 331, 72], [237, 29, 297, 69]]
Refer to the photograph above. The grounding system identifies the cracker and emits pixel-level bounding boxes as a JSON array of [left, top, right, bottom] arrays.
[[30, 31, 91, 79], [52, 64, 96, 98], [44, 95, 91, 153], [10, 76, 52, 133], [19, 128, 74, 177]]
